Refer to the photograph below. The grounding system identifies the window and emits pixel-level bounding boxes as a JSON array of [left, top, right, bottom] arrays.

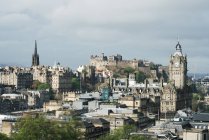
[[204, 134, 206, 140]]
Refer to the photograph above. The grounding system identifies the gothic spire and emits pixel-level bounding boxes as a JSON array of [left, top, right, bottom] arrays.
[[32, 40, 40, 66], [34, 40, 37, 55]]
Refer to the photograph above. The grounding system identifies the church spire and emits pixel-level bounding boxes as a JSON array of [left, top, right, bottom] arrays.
[[34, 40, 37, 55], [32, 40, 40, 66]]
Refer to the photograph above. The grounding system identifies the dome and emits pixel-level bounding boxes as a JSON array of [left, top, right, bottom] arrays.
[[173, 42, 183, 56]]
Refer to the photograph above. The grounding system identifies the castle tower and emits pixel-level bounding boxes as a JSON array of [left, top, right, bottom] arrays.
[[169, 42, 187, 89], [32, 40, 40, 66]]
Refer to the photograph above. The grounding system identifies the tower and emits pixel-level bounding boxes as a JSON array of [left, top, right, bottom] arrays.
[[32, 40, 40, 66], [169, 42, 187, 89]]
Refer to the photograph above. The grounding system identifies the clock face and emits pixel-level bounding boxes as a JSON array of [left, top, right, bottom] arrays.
[[175, 62, 179, 67]]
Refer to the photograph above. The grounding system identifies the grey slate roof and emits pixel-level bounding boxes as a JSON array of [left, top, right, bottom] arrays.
[[193, 113, 209, 122]]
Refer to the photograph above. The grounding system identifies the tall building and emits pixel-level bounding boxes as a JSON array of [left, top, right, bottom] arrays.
[[31, 63, 72, 93], [32, 40, 40, 66], [169, 42, 187, 89], [160, 42, 191, 118]]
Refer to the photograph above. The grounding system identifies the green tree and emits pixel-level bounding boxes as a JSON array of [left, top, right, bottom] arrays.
[[70, 77, 80, 91], [0, 133, 12, 140], [192, 93, 205, 112], [113, 73, 120, 78], [99, 125, 150, 140], [60, 119, 83, 140], [149, 63, 157, 70], [12, 115, 82, 140], [124, 67, 135, 79], [37, 83, 51, 90], [124, 67, 135, 75], [136, 71, 146, 83], [130, 135, 151, 140]]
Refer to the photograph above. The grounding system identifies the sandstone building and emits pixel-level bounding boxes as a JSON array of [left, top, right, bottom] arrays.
[[160, 42, 192, 118], [31, 41, 72, 93], [108, 42, 192, 119], [90, 53, 142, 71], [0, 67, 33, 89]]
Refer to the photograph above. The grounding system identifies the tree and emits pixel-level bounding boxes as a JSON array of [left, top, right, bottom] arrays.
[[60, 119, 83, 140], [113, 73, 120, 78], [0, 133, 12, 140], [99, 125, 150, 140], [124, 67, 135, 75], [136, 71, 146, 83], [12, 115, 83, 140], [130, 135, 151, 140], [149, 63, 157, 70], [37, 83, 51, 90], [192, 93, 205, 112], [124, 67, 135, 79], [70, 77, 80, 91]]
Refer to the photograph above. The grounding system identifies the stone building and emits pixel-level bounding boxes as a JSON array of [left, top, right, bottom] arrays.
[[31, 63, 72, 93], [30, 41, 72, 93], [51, 64, 71, 93], [43, 100, 62, 112], [1, 119, 16, 136], [22, 90, 50, 108], [160, 42, 192, 119], [169, 42, 187, 89], [183, 129, 209, 140], [110, 42, 192, 119], [0, 93, 27, 113], [83, 108, 149, 131], [32, 65, 51, 83], [77, 65, 96, 84], [90, 53, 141, 71], [0, 67, 33, 89]]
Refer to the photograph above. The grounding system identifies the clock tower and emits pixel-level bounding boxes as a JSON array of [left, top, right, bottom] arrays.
[[169, 42, 187, 89]]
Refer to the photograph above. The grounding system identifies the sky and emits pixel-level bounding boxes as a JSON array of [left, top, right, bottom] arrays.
[[0, 0, 209, 73]]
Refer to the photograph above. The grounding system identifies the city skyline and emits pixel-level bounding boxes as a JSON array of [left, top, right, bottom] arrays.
[[0, 0, 209, 73]]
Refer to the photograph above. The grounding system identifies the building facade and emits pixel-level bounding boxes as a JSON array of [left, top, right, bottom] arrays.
[[160, 42, 192, 118], [169, 42, 187, 89], [0, 67, 33, 89]]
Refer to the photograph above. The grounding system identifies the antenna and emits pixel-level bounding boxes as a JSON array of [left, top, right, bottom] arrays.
[[177, 35, 180, 42]]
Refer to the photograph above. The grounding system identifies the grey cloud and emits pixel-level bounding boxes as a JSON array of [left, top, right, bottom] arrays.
[[0, 0, 209, 73]]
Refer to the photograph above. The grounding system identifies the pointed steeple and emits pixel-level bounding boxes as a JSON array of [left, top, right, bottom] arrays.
[[34, 40, 37, 55], [32, 40, 40, 66]]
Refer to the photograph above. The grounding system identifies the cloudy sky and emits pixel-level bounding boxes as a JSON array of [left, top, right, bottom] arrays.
[[0, 0, 209, 73]]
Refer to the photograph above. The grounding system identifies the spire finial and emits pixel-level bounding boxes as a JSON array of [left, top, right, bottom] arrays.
[[34, 40, 37, 55], [177, 35, 180, 43], [175, 36, 182, 52], [32, 40, 40, 66]]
